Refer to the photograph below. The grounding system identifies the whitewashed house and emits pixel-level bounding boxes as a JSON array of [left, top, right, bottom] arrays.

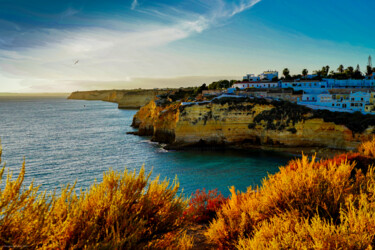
[[281, 80, 328, 93], [306, 74, 318, 79], [298, 91, 372, 113], [301, 93, 319, 102], [243, 74, 260, 82], [324, 79, 375, 88], [259, 71, 278, 81], [232, 82, 279, 89]]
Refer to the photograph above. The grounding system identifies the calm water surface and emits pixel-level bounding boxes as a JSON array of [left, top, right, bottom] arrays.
[[0, 97, 291, 196]]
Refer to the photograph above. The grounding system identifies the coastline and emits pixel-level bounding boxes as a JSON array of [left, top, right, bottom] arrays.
[[161, 140, 348, 159], [127, 130, 348, 159], [71, 90, 366, 159], [129, 96, 374, 158]]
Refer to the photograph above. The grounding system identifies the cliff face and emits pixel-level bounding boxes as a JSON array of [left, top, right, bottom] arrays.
[[132, 98, 375, 151], [68, 90, 169, 109]]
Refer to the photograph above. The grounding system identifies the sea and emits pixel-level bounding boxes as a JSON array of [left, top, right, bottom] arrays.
[[0, 96, 292, 197]]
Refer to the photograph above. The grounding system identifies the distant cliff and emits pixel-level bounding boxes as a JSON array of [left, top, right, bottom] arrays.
[[131, 97, 375, 152], [68, 89, 169, 109]]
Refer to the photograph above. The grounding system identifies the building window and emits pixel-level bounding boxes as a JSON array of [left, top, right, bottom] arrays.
[[351, 98, 354, 101], [361, 98, 364, 101], [307, 97, 309, 101], [360, 103, 363, 107], [351, 103, 354, 107]]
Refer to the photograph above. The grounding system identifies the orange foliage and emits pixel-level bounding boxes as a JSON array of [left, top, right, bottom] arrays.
[[183, 188, 227, 224], [0, 142, 189, 249], [206, 152, 375, 249]]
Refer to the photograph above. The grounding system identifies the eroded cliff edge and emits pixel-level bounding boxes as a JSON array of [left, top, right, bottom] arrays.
[[131, 97, 375, 152], [68, 89, 169, 109]]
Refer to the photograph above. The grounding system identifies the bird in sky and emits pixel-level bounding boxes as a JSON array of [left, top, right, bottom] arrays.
[[74, 60, 79, 65]]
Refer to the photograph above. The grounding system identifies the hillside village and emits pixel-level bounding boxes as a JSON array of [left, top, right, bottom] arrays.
[[202, 59, 375, 114]]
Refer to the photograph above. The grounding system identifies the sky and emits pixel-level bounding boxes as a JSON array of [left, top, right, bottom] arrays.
[[0, 0, 374, 92]]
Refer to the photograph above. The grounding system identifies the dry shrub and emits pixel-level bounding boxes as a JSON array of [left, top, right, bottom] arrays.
[[47, 168, 188, 249], [0, 144, 189, 249], [359, 137, 375, 158], [183, 188, 227, 224], [0, 157, 52, 248], [237, 191, 375, 249], [206, 153, 375, 249]]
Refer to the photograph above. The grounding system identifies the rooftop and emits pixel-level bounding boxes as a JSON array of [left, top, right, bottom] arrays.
[[283, 79, 325, 83], [236, 81, 279, 84]]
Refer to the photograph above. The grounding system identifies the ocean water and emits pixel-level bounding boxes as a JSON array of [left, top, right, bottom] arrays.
[[0, 96, 291, 197]]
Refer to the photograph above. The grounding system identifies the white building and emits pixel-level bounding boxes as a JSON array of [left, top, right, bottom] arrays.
[[259, 71, 278, 81], [301, 93, 322, 102], [233, 82, 279, 89], [243, 74, 260, 82], [306, 74, 318, 79], [323, 78, 375, 88], [298, 91, 372, 113], [242, 71, 278, 82], [281, 80, 328, 93]]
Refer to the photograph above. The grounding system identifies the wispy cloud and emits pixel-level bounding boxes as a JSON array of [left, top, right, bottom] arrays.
[[230, 0, 261, 17], [61, 7, 80, 18], [131, 0, 138, 10], [0, 0, 262, 91]]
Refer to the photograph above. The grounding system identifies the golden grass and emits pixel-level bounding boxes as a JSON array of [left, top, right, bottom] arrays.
[[3, 137, 375, 249], [359, 137, 375, 158], [0, 146, 189, 248], [205, 153, 375, 249]]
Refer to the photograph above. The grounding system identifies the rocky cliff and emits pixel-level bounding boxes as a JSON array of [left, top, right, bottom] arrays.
[[131, 97, 375, 151], [68, 89, 169, 109]]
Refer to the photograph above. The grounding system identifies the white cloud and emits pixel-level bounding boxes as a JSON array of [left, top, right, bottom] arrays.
[[0, 0, 262, 92], [230, 0, 261, 17], [131, 0, 138, 10], [61, 7, 80, 18]]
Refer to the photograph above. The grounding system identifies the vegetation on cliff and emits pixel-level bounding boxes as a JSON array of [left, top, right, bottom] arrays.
[[2, 139, 375, 248], [177, 96, 375, 135], [250, 99, 375, 134]]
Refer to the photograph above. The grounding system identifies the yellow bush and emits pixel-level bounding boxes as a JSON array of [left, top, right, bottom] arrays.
[[237, 192, 375, 249], [206, 155, 374, 249], [359, 137, 375, 158], [0, 160, 52, 248], [0, 144, 189, 249]]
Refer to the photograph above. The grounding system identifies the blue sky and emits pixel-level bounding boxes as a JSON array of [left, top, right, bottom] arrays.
[[0, 0, 374, 92]]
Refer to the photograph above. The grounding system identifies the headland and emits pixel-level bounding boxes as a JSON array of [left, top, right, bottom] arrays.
[[68, 89, 171, 109]]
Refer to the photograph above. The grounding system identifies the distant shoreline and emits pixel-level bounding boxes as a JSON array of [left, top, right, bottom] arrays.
[[0, 93, 70, 97]]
